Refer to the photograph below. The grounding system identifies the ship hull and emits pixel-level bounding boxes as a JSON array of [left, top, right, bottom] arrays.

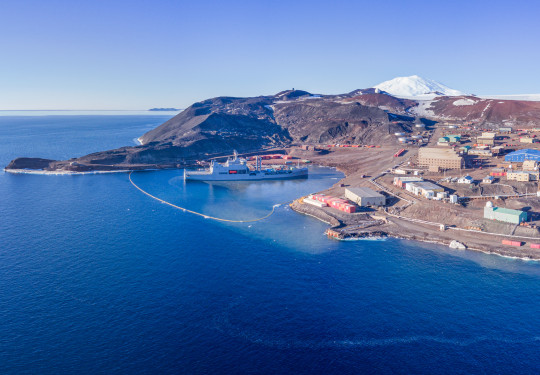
[[184, 168, 308, 181]]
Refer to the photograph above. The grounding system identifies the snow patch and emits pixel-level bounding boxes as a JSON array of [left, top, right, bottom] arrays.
[[453, 98, 476, 106], [411, 100, 435, 117], [479, 94, 540, 102]]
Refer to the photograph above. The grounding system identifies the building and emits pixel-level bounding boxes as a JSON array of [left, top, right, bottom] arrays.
[[499, 127, 512, 133], [436, 191, 448, 199], [417, 147, 464, 169], [438, 137, 450, 144], [303, 197, 327, 208], [506, 171, 539, 181], [468, 149, 493, 157], [406, 181, 445, 198], [484, 202, 527, 224], [504, 149, 540, 162], [482, 132, 497, 139], [477, 137, 495, 146], [490, 167, 506, 177], [482, 175, 494, 184], [521, 137, 538, 144], [445, 134, 461, 143], [344, 187, 386, 207], [459, 145, 472, 154], [491, 146, 505, 155], [393, 176, 423, 188], [522, 160, 538, 171], [458, 175, 474, 184]]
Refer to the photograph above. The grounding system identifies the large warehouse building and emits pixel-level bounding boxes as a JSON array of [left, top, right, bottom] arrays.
[[417, 148, 464, 169], [484, 202, 527, 224], [344, 187, 386, 207], [504, 149, 540, 162]]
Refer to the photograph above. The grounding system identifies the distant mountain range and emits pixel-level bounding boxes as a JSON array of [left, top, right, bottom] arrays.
[[7, 76, 540, 172]]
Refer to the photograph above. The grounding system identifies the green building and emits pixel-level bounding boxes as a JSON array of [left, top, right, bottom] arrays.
[[446, 134, 461, 143], [439, 134, 461, 144], [484, 202, 527, 224]]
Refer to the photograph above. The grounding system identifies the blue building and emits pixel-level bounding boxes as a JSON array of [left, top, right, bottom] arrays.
[[504, 149, 540, 162]]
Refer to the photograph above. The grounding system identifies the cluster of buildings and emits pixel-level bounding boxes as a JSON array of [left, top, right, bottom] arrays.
[[393, 176, 451, 201], [477, 150, 540, 182]]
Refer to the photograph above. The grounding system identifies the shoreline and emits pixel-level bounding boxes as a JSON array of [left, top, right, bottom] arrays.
[[293, 200, 540, 261], [289, 159, 540, 261], [6, 155, 540, 261]]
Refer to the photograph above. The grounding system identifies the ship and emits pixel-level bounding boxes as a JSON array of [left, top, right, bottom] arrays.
[[184, 151, 308, 181]]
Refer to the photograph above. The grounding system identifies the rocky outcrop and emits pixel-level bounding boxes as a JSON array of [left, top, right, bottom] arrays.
[[449, 240, 467, 250], [6, 158, 56, 170]]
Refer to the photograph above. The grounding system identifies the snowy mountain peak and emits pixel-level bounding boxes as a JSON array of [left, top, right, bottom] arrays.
[[373, 75, 467, 99]]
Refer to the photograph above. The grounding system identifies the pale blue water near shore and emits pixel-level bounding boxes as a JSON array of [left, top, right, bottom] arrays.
[[2, 113, 540, 373]]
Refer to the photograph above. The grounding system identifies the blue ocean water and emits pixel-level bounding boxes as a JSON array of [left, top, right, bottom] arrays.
[[2, 113, 540, 374]]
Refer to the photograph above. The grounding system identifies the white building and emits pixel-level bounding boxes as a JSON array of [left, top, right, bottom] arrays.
[[344, 187, 386, 207], [482, 176, 494, 184], [458, 175, 474, 184]]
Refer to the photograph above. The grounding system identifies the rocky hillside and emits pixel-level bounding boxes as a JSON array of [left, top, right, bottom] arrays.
[[414, 96, 540, 127], [138, 91, 408, 148]]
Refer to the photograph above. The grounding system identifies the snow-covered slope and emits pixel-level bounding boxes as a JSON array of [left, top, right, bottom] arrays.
[[478, 94, 540, 102], [373, 75, 466, 99]]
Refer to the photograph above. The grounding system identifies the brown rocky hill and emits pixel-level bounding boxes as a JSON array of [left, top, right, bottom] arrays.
[[418, 96, 540, 126]]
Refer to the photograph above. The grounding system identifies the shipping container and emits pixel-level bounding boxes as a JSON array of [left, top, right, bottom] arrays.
[[343, 205, 356, 213], [502, 240, 523, 247], [394, 148, 406, 157], [531, 243, 540, 249]]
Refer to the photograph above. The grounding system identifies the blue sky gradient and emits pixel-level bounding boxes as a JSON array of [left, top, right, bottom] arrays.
[[1, 0, 539, 109]]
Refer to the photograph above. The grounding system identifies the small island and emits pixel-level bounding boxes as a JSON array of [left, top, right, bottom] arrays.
[[148, 107, 180, 111]]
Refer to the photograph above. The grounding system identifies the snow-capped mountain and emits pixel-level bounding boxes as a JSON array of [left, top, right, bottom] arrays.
[[373, 75, 467, 99]]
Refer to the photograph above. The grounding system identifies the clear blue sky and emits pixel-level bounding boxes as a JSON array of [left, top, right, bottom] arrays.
[[1, 0, 539, 109]]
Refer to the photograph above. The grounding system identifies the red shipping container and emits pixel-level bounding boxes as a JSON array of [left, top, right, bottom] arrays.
[[502, 240, 523, 247], [343, 205, 356, 213], [531, 243, 540, 249]]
